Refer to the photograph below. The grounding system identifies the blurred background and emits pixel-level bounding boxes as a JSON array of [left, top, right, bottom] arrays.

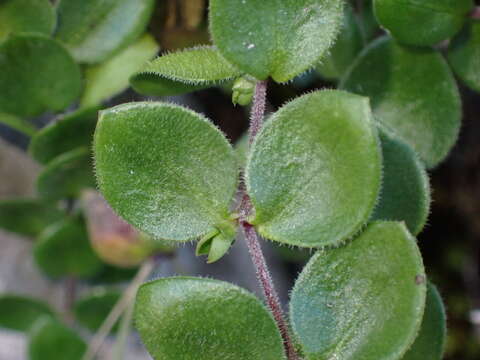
[[0, 0, 479, 359]]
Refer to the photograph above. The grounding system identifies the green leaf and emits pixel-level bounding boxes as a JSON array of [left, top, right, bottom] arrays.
[[209, 0, 344, 82], [34, 217, 103, 278], [28, 318, 86, 360], [448, 20, 480, 94], [0, 0, 55, 42], [402, 283, 447, 360], [94, 102, 238, 242], [358, 0, 379, 42], [0, 199, 64, 237], [246, 90, 381, 247], [55, 0, 156, 64], [74, 289, 121, 332], [0, 34, 82, 117], [231, 76, 256, 106], [290, 221, 427, 360], [195, 229, 235, 263], [0, 295, 54, 332], [135, 277, 286, 360], [316, 4, 364, 80], [29, 107, 99, 165], [80, 34, 159, 107], [0, 112, 37, 136], [373, 0, 473, 46], [372, 129, 431, 235], [341, 36, 461, 168], [36, 147, 96, 201], [130, 46, 242, 96]]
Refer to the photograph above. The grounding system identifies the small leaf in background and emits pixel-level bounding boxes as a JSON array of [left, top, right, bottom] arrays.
[[34, 217, 103, 278], [290, 221, 426, 360], [402, 283, 447, 360], [135, 277, 286, 360], [246, 90, 381, 247], [36, 147, 96, 201], [209, 0, 344, 82], [91, 264, 138, 284], [373, 0, 473, 46], [341, 36, 461, 168], [0, 199, 64, 237], [130, 46, 242, 96], [231, 76, 256, 106], [94, 102, 238, 242], [28, 317, 86, 360], [81, 189, 159, 268], [0, 34, 82, 118], [448, 20, 480, 94], [0, 0, 55, 42], [29, 107, 99, 165], [316, 4, 364, 81], [195, 228, 236, 263], [0, 295, 54, 332], [74, 288, 121, 332], [80, 34, 160, 108], [372, 129, 431, 235], [55, 0, 156, 64], [0, 112, 37, 137], [358, 0, 379, 42]]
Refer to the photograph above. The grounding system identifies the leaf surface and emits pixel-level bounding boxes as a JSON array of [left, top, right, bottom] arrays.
[[74, 289, 121, 332], [0, 112, 37, 136], [0, 295, 54, 332]]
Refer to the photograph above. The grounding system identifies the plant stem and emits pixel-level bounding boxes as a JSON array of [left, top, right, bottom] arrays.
[[82, 258, 156, 360], [108, 295, 135, 360], [472, 7, 480, 20], [64, 276, 77, 325], [238, 80, 300, 360]]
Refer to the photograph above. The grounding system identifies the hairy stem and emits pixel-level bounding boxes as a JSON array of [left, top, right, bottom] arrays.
[[238, 80, 300, 360], [472, 7, 480, 20], [82, 258, 155, 360]]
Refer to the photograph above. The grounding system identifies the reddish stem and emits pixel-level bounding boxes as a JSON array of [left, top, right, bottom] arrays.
[[248, 80, 268, 145], [472, 7, 480, 20], [64, 276, 77, 325]]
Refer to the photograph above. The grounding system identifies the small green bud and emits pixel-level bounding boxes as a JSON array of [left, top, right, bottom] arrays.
[[232, 76, 256, 106]]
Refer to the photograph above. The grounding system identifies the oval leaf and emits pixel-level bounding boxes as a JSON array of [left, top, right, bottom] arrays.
[[55, 0, 155, 64], [34, 217, 103, 278], [448, 20, 480, 94], [0, 0, 55, 42], [372, 129, 431, 235], [28, 318, 86, 360], [80, 34, 159, 107], [94, 102, 238, 242], [135, 277, 286, 360], [403, 283, 447, 360], [0, 295, 54, 332], [209, 0, 344, 82], [74, 289, 121, 332], [0, 112, 37, 136], [130, 46, 242, 96], [0, 199, 64, 237], [290, 221, 427, 360], [246, 90, 381, 247], [29, 107, 99, 165], [36, 147, 96, 201], [341, 36, 461, 168], [0, 34, 82, 117], [373, 0, 474, 46]]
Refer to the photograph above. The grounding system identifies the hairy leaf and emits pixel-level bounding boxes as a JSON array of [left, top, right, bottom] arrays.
[[29, 107, 99, 165], [246, 90, 381, 247], [372, 129, 430, 235], [55, 0, 155, 63], [209, 0, 344, 82], [135, 277, 286, 360], [0, 34, 82, 117], [290, 221, 426, 360], [0, 112, 37, 136], [448, 21, 480, 93], [341, 36, 461, 168], [0, 0, 55, 42], [130, 46, 242, 96], [403, 283, 447, 360], [0, 199, 64, 237], [34, 217, 103, 278], [81, 34, 159, 107], [36, 147, 96, 201], [28, 318, 86, 360], [0, 295, 54, 332], [74, 289, 121, 332], [317, 4, 364, 80], [94, 102, 238, 242], [373, 0, 474, 46]]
